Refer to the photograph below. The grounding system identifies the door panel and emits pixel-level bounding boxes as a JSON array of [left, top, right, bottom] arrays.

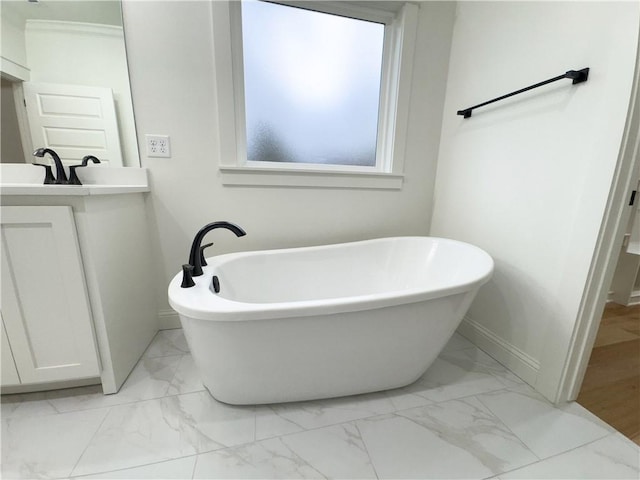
[[1, 315, 20, 387], [23, 82, 123, 167]]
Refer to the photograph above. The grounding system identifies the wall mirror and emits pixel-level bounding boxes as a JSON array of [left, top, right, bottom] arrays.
[[1, 0, 140, 167]]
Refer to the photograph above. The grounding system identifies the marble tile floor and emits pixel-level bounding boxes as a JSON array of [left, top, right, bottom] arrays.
[[2, 329, 639, 479]]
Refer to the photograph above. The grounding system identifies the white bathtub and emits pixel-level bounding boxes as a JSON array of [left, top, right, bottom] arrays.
[[168, 236, 493, 405]]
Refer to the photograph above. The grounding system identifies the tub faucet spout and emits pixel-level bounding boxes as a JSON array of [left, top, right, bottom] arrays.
[[187, 221, 246, 281], [33, 148, 68, 184]]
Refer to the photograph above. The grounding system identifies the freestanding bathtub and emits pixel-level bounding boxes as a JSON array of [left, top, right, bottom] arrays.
[[168, 236, 493, 405]]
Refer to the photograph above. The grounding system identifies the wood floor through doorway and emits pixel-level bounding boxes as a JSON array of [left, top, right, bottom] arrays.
[[577, 302, 640, 445]]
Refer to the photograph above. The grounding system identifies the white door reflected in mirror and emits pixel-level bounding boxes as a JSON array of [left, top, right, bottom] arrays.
[[24, 82, 124, 167]]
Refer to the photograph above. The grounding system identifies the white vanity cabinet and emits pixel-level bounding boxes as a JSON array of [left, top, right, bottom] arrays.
[[1, 318, 21, 386], [1, 167, 157, 394], [1, 206, 100, 386]]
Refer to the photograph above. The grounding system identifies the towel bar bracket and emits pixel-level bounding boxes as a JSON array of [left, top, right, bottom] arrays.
[[566, 68, 590, 84]]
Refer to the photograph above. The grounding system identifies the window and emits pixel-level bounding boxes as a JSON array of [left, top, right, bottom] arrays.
[[242, 1, 383, 167], [213, 0, 418, 188]]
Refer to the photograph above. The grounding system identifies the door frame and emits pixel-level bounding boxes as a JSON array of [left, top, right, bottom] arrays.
[[12, 82, 33, 163], [557, 35, 640, 403]]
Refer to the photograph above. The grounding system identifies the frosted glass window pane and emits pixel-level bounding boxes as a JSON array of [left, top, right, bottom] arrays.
[[241, 1, 384, 166]]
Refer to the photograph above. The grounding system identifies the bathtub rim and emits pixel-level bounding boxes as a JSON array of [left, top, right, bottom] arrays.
[[168, 236, 494, 322]]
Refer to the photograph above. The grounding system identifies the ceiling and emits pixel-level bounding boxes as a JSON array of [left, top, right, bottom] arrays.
[[2, 0, 122, 27]]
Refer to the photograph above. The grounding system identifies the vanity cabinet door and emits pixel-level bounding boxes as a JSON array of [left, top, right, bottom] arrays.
[[0, 206, 100, 384], [1, 315, 20, 386]]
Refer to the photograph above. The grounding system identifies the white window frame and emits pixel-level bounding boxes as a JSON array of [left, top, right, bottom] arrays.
[[212, 0, 418, 189]]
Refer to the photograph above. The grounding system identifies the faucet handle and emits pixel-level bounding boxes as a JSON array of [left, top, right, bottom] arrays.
[[32, 163, 55, 185], [199, 242, 214, 267], [80, 155, 101, 167], [68, 156, 102, 185], [181, 264, 195, 288], [67, 165, 83, 185]]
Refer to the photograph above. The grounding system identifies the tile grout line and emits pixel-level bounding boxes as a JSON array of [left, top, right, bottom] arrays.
[[353, 421, 381, 480], [66, 405, 113, 478], [190, 453, 199, 480], [474, 390, 617, 463], [493, 431, 622, 478], [388, 402, 541, 477], [68, 454, 200, 479], [473, 391, 543, 464], [413, 384, 513, 407]]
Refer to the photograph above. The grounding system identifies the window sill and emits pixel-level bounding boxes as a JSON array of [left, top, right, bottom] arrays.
[[219, 166, 404, 190]]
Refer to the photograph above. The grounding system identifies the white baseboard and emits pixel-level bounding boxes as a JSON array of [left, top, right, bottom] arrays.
[[1, 377, 100, 395], [606, 289, 640, 306], [457, 316, 540, 386], [158, 309, 181, 329]]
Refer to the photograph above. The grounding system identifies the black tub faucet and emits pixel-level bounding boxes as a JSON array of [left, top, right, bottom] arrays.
[[182, 221, 246, 288], [33, 148, 67, 184]]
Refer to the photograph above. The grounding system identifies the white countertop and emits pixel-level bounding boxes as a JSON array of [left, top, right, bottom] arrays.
[[0, 165, 150, 196], [0, 184, 150, 196]]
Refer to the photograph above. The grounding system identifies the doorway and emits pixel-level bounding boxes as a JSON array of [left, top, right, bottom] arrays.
[[558, 33, 640, 413], [576, 278, 639, 445], [1, 78, 27, 163], [577, 207, 640, 445]]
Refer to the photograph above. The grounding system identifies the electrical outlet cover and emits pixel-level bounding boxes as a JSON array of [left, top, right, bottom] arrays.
[[145, 134, 171, 158]]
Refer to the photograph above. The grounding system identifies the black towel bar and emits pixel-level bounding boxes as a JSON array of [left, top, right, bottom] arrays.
[[457, 68, 590, 119]]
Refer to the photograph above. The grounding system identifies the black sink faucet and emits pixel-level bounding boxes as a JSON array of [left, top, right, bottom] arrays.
[[33, 148, 68, 184], [181, 221, 246, 288], [68, 155, 101, 185]]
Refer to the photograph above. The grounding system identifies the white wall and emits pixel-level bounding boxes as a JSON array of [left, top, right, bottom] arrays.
[[431, 1, 639, 401], [122, 1, 456, 326], [0, 10, 29, 79]]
